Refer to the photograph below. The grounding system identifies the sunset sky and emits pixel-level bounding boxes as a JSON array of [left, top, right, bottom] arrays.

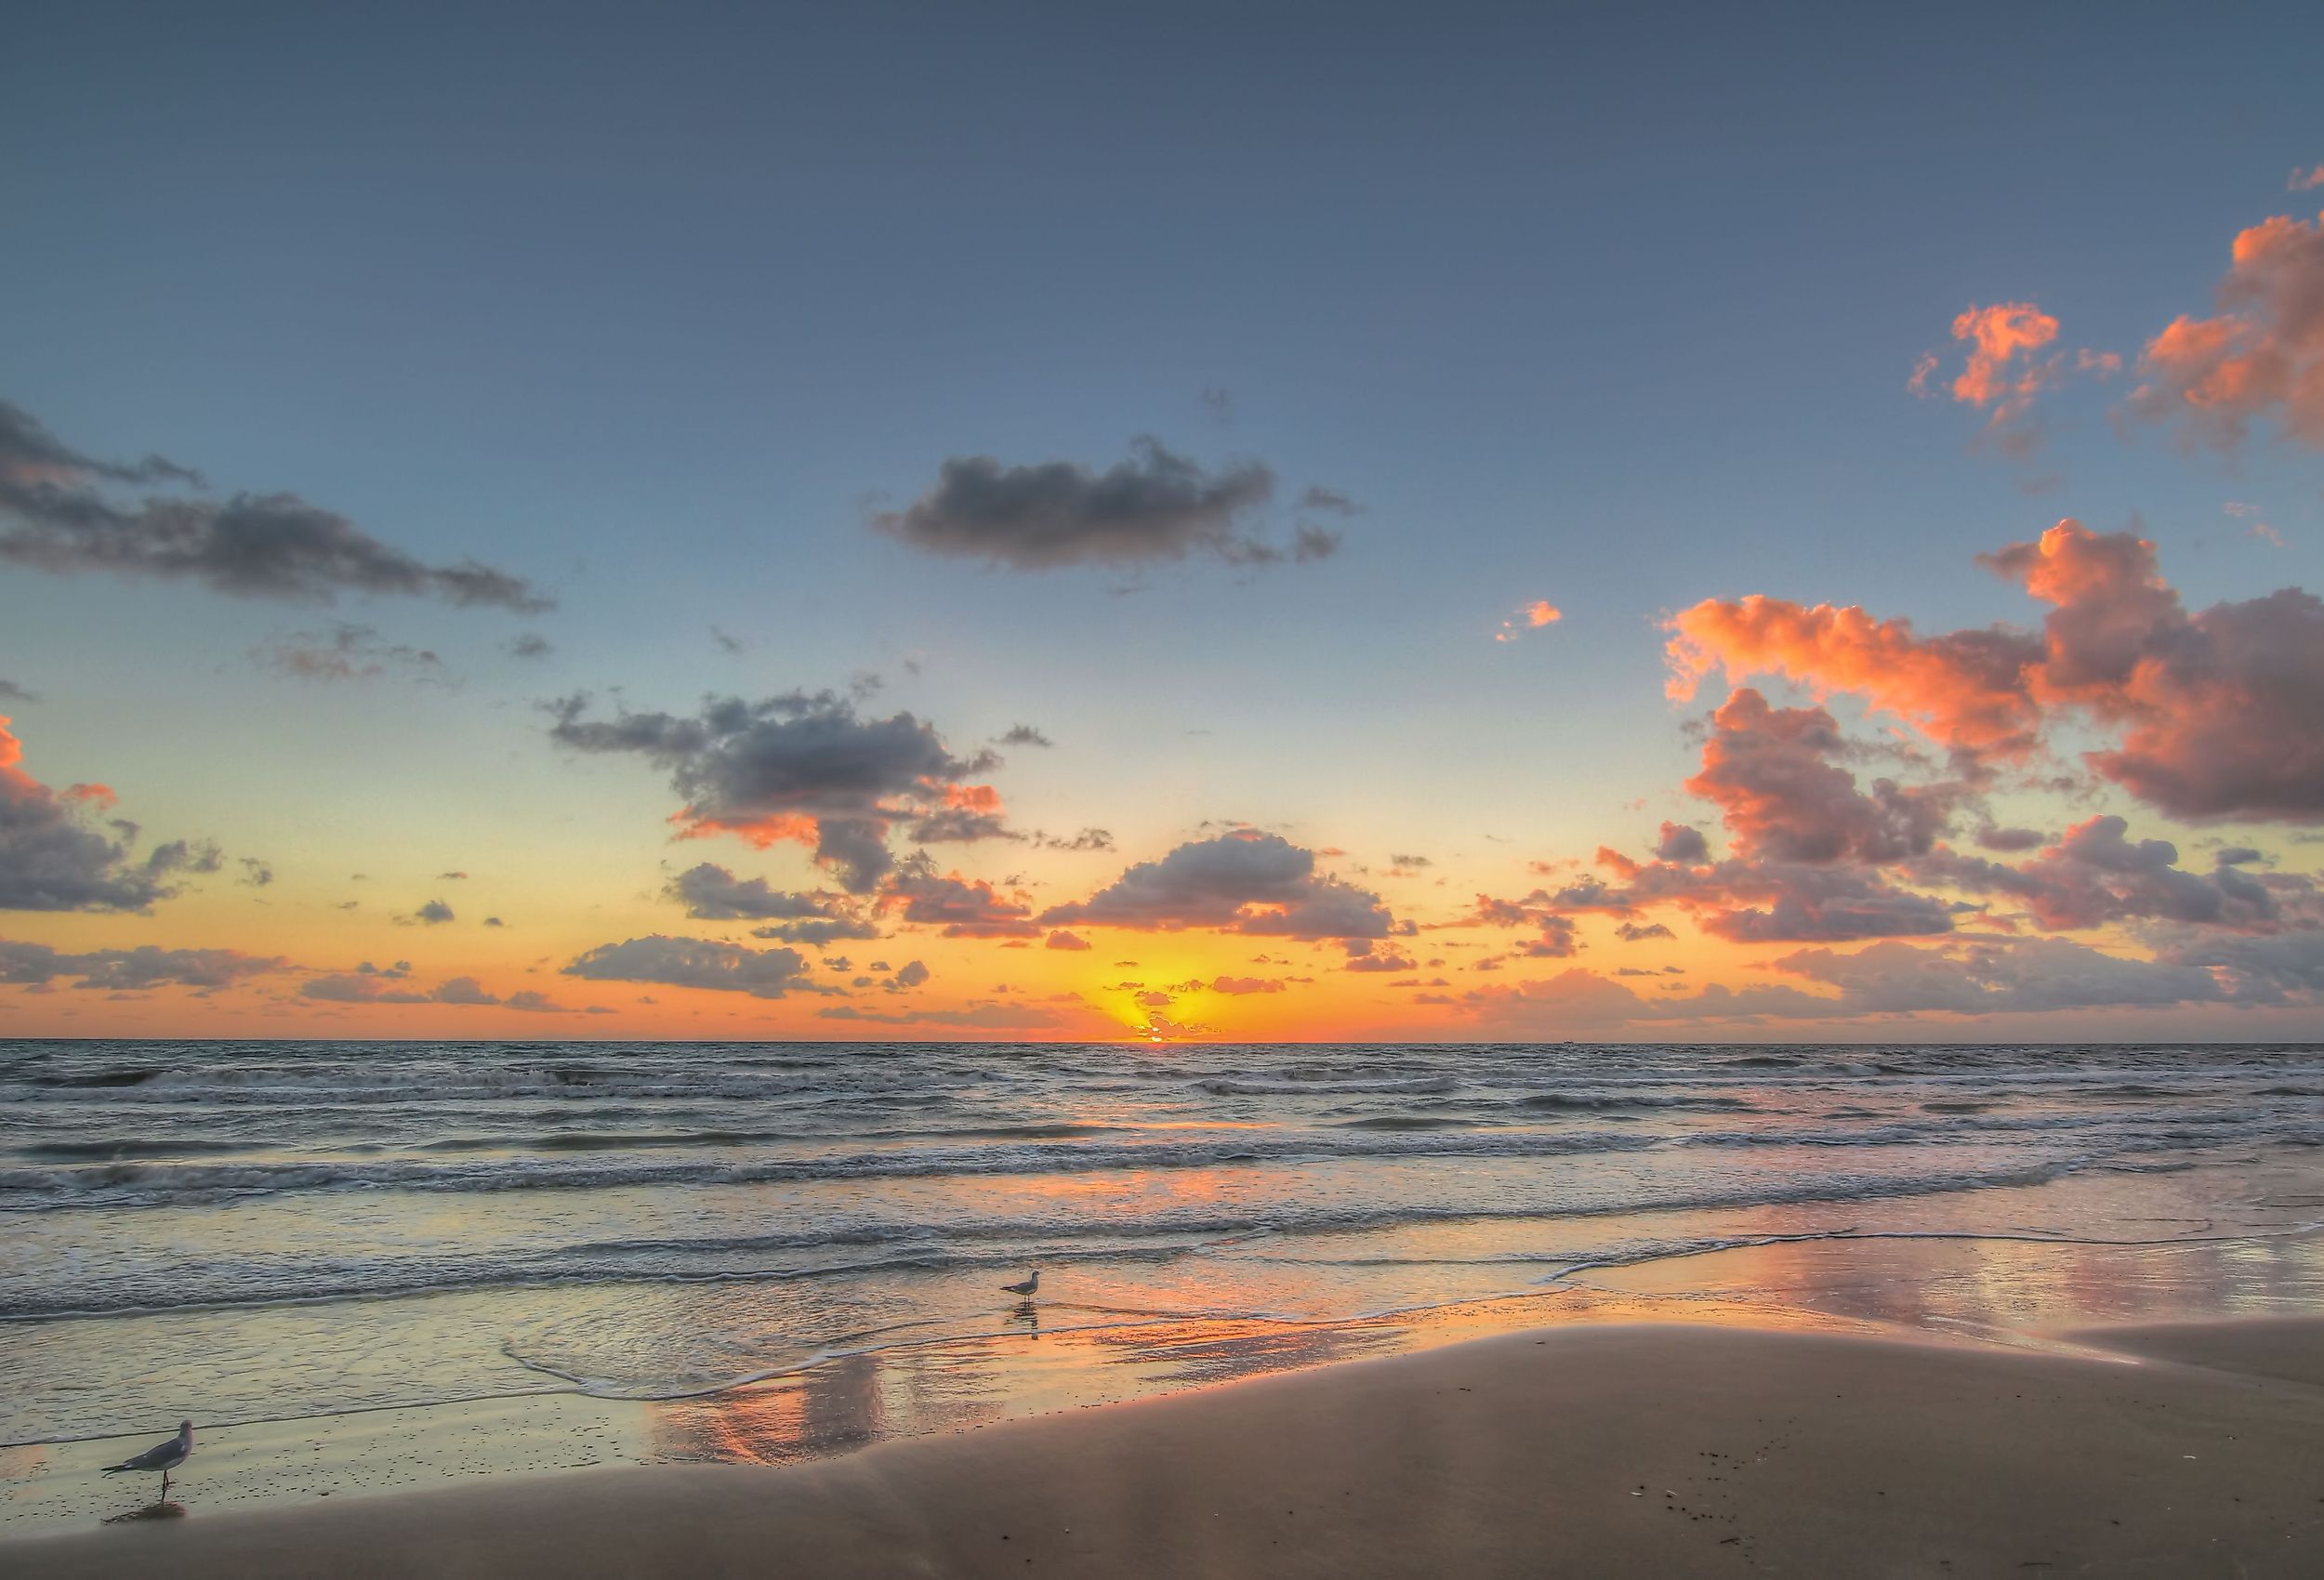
[[4, 4, 2322, 1042]]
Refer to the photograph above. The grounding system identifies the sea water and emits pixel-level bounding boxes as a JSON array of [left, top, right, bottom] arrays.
[[4, 1038, 2320, 1453]]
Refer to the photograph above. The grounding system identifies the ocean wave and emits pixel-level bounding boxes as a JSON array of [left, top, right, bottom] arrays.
[[0, 1127, 1670, 1208], [2, 1155, 2222, 1321]]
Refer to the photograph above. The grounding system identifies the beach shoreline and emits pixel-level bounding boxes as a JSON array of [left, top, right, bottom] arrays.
[[8, 1316, 2321, 1578]]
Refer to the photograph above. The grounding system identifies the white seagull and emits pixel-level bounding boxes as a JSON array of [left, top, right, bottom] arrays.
[[102, 1420, 192, 1500], [1001, 1270, 1039, 1299]]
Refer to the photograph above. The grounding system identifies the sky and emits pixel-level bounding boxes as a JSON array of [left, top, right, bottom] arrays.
[[4, 1, 2323, 1043]]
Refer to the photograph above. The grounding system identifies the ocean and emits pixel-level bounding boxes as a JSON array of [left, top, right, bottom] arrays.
[[5, 1038, 2322, 1475]]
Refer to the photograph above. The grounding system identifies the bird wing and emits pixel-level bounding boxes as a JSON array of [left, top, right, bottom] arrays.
[[112, 1437, 181, 1470]]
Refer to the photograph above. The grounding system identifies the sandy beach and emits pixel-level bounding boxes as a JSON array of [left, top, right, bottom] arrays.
[[8, 1319, 2320, 1579]]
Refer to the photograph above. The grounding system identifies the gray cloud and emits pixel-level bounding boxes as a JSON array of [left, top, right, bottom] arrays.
[[548, 689, 1005, 893], [239, 857, 275, 888], [880, 856, 1038, 938], [508, 633, 554, 660], [0, 680, 34, 703], [871, 438, 1340, 572], [563, 934, 816, 998], [414, 899, 456, 925], [257, 623, 443, 682], [0, 939, 288, 989], [1768, 937, 2227, 1014], [0, 398, 551, 611], [664, 862, 881, 944], [1, 721, 196, 913], [1039, 832, 1395, 940], [999, 725, 1053, 747]]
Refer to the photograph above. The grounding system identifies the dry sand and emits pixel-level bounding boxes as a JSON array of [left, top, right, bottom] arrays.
[[7, 1321, 2320, 1578]]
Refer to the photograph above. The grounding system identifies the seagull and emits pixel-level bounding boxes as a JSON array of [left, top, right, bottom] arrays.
[[102, 1420, 192, 1501], [1001, 1271, 1039, 1299]]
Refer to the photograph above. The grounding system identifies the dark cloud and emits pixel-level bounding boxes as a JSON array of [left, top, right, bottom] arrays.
[[548, 689, 1004, 893], [999, 725, 1053, 747], [1039, 831, 1395, 940], [1039, 827, 1115, 852], [871, 438, 1340, 572], [0, 939, 287, 990], [508, 633, 553, 660], [0, 398, 551, 611], [665, 862, 880, 943], [414, 899, 456, 925], [0, 718, 191, 912], [1652, 823, 1710, 862], [239, 858, 274, 888], [880, 856, 1037, 938], [1046, 929, 1091, 951], [0, 680, 34, 703], [1908, 815, 2306, 932], [145, 839, 223, 877], [1974, 824, 2051, 852], [563, 934, 816, 998], [1614, 920, 1675, 941]]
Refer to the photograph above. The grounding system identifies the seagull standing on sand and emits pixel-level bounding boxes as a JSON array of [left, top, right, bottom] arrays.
[[1002, 1271, 1039, 1301], [102, 1420, 192, 1500]]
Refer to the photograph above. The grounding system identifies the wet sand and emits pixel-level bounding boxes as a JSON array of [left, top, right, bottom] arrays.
[[7, 1319, 2321, 1578]]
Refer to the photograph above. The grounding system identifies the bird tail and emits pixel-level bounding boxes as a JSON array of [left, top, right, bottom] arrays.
[[99, 1465, 128, 1474]]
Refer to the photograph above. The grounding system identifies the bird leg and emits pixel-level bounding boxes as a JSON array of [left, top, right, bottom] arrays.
[[158, 1469, 169, 1503]]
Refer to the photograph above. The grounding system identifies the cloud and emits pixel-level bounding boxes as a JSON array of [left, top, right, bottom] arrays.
[[508, 633, 553, 660], [0, 680, 34, 703], [0, 398, 551, 610], [1668, 520, 2324, 823], [0, 939, 287, 989], [414, 899, 456, 925], [1767, 936, 2226, 1015], [0, 718, 188, 912], [879, 856, 1038, 938], [1493, 600, 1563, 642], [1685, 690, 1961, 864], [2292, 165, 2324, 192], [1614, 920, 1674, 941], [999, 725, 1053, 747], [817, 1001, 1066, 1029], [1208, 975, 1286, 994], [300, 972, 427, 1004], [665, 862, 881, 943], [1653, 823, 1709, 862], [1039, 830, 1396, 940], [1039, 827, 1115, 852], [1541, 851, 1961, 943], [1046, 928, 1091, 951], [238, 858, 274, 888], [1463, 892, 1586, 956], [562, 934, 816, 998], [1908, 815, 2305, 932], [2130, 204, 2324, 448], [548, 689, 1005, 892], [257, 623, 443, 682], [871, 438, 1339, 571]]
